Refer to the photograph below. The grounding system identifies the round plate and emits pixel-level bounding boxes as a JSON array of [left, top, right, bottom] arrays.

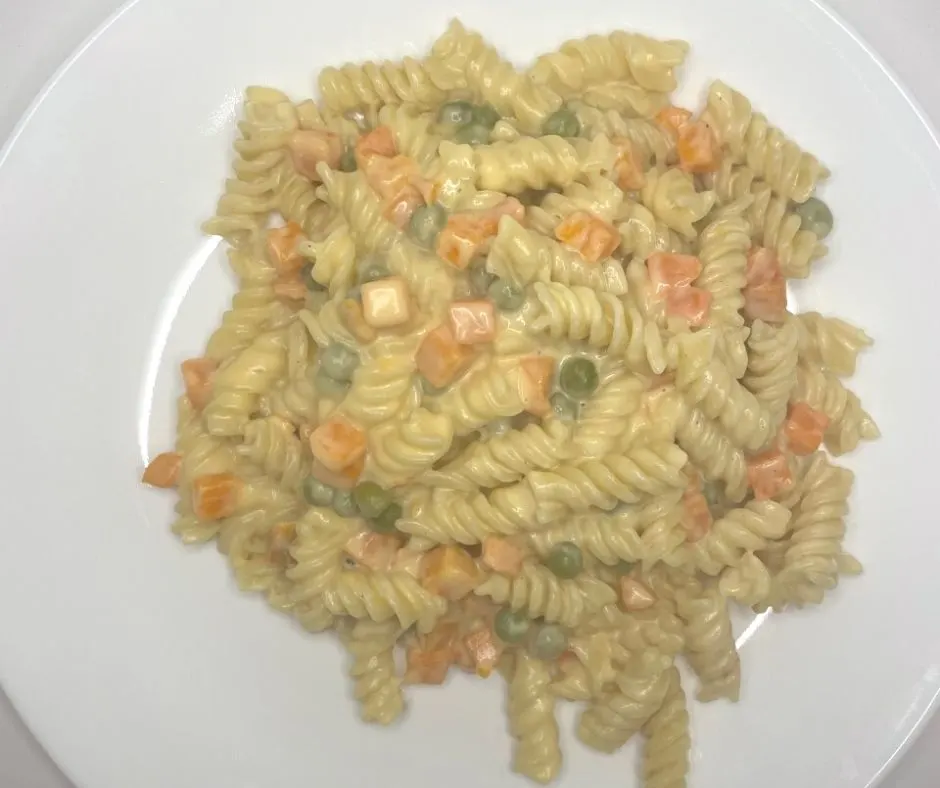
[[1, 0, 939, 786]]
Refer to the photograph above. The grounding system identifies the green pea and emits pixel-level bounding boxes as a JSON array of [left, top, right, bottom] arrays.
[[487, 278, 526, 311], [353, 481, 392, 520], [357, 257, 390, 284], [558, 357, 599, 400], [320, 343, 359, 382], [545, 542, 584, 579], [542, 108, 581, 138], [313, 368, 350, 399], [469, 263, 496, 297], [531, 624, 569, 661], [407, 202, 448, 249], [454, 123, 491, 146], [333, 489, 359, 518], [302, 477, 335, 507], [371, 502, 403, 534], [339, 147, 357, 172], [550, 392, 579, 422], [437, 100, 475, 128], [301, 263, 326, 292], [471, 103, 501, 129], [793, 197, 833, 239], [494, 608, 531, 644]]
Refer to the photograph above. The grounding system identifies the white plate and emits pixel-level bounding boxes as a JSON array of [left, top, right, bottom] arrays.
[[1, 0, 939, 786]]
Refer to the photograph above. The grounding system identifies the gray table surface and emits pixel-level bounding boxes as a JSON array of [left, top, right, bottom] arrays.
[[1, 0, 938, 786]]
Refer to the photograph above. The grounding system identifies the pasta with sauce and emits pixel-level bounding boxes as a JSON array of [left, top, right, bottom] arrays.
[[141, 19, 876, 788]]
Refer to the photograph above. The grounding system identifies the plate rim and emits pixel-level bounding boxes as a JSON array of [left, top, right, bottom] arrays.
[[0, 1, 938, 787]]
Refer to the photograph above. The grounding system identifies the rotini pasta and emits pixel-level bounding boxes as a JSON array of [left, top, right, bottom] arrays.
[[143, 20, 875, 788]]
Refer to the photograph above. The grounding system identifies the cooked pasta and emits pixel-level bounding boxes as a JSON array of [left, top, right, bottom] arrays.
[[143, 19, 875, 788]]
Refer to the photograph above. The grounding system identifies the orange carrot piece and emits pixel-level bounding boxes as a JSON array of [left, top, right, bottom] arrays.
[[266, 222, 305, 275], [308, 416, 367, 473], [273, 276, 307, 305], [269, 522, 297, 567], [448, 300, 496, 345], [677, 120, 722, 174], [384, 184, 425, 229], [666, 286, 712, 326], [554, 211, 620, 263], [404, 623, 458, 685], [192, 473, 241, 520], [416, 323, 476, 388], [481, 536, 526, 576], [355, 125, 397, 169], [519, 356, 555, 417], [743, 276, 788, 324], [287, 129, 342, 180], [784, 402, 830, 455], [647, 252, 702, 291], [611, 137, 646, 190], [680, 488, 712, 542], [655, 106, 693, 138], [745, 247, 781, 287], [420, 546, 483, 601], [141, 451, 182, 489], [747, 448, 793, 500], [308, 456, 364, 491], [462, 626, 502, 678], [180, 357, 217, 411], [344, 531, 402, 571], [619, 576, 657, 611]]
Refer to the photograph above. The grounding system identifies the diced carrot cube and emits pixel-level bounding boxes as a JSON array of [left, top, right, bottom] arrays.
[[364, 154, 419, 200], [404, 622, 458, 685], [554, 211, 620, 263], [448, 300, 496, 345], [784, 402, 830, 455], [680, 488, 712, 543], [611, 137, 646, 190], [462, 627, 502, 678], [436, 226, 478, 270], [288, 129, 342, 180], [481, 536, 526, 576], [266, 222, 305, 275], [416, 323, 477, 388], [309, 455, 364, 490], [436, 210, 502, 269], [192, 473, 242, 520], [391, 548, 426, 578], [519, 356, 555, 417], [361, 276, 412, 328], [180, 357, 217, 411], [308, 416, 367, 473], [355, 125, 397, 169], [647, 252, 702, 291], [338, 298, 377, 344], [743, 276, 788, 324], [420, 545, 483, 600], [383, 184, 424, 229], [273, 276, 307, 305], [666, 286, 712, 326], [746, 247, 781, 287], [619, 576, 657, 611], [141, 451, 182, 489], [747, 448, 793, 500], [269, 522, 297, 567], [344, 531, 402, 571], [655, 106, 693, 138], [678, 120, 722, 174]]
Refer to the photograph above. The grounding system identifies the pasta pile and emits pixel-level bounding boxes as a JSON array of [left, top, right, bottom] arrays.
[[142, 19, 878, 786]]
